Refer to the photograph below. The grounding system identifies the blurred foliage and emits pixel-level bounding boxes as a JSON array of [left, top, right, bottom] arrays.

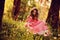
[[4, 0, 52, 21], [2, 17, 45, 40], [2, 15, 53, 40], [2, 0, 54, 40], [2, 12, 53, 40]]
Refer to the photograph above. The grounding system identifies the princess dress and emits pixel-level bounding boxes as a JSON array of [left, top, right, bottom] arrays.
[[25, 16, 50, 36]]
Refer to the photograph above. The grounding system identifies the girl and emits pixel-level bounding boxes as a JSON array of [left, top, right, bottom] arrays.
[[25, 7, 50, 38]]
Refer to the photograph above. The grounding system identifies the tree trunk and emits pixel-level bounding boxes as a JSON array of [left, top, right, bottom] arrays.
[[46, 0, 59, 29], [13, 0, 21, 20], [0, 0, 5, 40], [46, 0, 60, 37]]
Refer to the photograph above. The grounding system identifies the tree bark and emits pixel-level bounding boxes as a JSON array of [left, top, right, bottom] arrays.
[[0, 0, 5, 40], [46, 0, 60, 37], [46, 0, 59, 29], [13, 0, 21, 20]]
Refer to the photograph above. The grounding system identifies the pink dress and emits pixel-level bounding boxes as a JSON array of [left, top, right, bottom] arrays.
[[25, 16, 50, 36]]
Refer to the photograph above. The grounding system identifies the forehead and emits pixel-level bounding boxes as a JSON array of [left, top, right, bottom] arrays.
[[33, 10, 36, 12], [33, 9, 37, 11]]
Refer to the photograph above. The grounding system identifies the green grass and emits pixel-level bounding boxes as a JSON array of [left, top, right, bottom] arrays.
[[2, 16, 54, 40]]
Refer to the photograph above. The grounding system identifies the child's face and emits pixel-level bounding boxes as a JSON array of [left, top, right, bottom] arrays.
[[33, 10, 36, 15]]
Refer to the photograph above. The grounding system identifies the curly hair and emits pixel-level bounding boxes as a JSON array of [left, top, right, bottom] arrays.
[[30, 8, 39, 20]]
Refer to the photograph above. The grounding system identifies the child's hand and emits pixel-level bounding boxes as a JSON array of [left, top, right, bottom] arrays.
[[44, 30, 50, 36]]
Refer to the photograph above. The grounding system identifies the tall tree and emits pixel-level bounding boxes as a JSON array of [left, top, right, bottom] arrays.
[[0, 0, 5, 40], [13, 0, 21, 20], [46, 0, 60, 37]]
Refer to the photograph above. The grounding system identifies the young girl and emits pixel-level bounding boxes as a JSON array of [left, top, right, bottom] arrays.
[[25, 7, 50, 37]]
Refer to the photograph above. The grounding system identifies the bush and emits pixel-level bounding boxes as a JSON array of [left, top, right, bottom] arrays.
[[2, 18, 44, 40], [2, 16, 53, 40]]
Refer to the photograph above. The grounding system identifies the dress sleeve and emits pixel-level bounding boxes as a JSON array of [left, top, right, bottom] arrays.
[[26, 16, 32, 22], [25, 16, 32, 27]]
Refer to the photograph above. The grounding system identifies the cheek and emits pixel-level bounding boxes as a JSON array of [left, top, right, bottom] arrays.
[[33, 13, 36, 15], [34, 13, 35, 14]]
